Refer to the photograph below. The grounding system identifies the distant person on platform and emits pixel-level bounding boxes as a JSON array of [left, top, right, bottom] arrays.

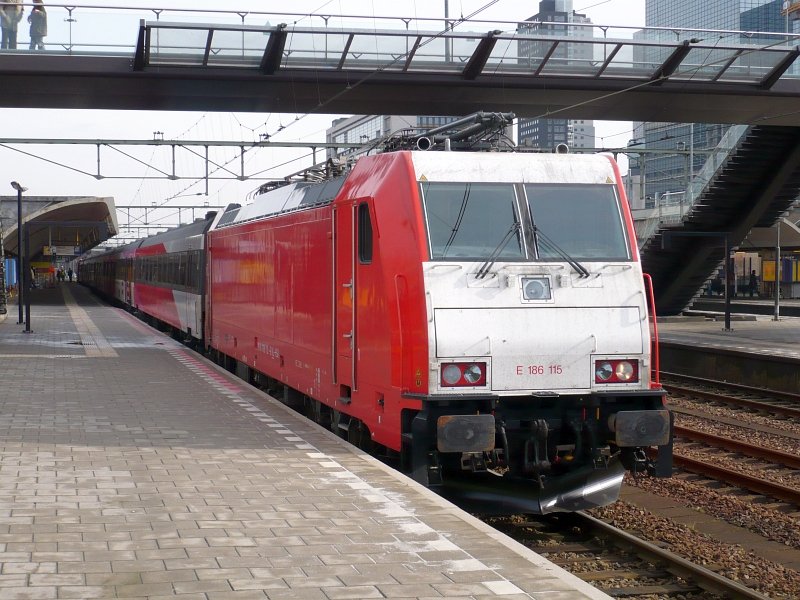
[[67, 268, 73, 282], [28, 0, 46, 51], [749, 270, 758, 297], [0, 0, 24, 50]]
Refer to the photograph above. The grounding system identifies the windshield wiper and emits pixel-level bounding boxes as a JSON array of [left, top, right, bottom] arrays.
[[533, 225, 590, 279], [441, 184, 471, 258], [476, 222, 521, 279]]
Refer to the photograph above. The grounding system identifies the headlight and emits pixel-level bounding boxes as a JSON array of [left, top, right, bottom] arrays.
[[594, 359, 639, 384], [442, 364, 462, 386], [440, 362, 487, 387], [463, 364, 483, 384], [615, 361, 635, 381], [595, 361, 613, 382], [521, 277, 551, 301]]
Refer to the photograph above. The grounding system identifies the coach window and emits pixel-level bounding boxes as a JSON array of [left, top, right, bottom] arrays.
[[358, 202, 373, 264], [177, 253, 185, 287], [187, 252, 195, 290]]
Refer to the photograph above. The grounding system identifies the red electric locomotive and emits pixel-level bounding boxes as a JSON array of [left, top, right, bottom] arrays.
[[83, 117, 673, 513], [204, 154, 671, 512]]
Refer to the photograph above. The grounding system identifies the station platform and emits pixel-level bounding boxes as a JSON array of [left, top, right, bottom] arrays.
[[0, 283, 609, 600], [659, 309, 800, 361], [657, 304, 800, 392]]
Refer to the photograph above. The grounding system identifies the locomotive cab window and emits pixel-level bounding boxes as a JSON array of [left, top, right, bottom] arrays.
[[358, 202, 373, 264], [525, 184, 630, 261], [420, 182, 525, 261]]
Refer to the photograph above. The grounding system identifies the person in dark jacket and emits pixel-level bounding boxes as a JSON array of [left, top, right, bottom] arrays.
[[0, 0, 24, 50], [749, 269, 758, 297], [28, 0, 46, 50]]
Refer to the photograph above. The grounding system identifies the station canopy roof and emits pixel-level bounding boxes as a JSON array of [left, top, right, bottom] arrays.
[[744, 214, 800, 251], [1, 196, 117, 261]]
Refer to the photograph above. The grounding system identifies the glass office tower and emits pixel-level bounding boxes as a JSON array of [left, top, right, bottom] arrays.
[[635, 0, 797, 201], [517, 0, 596, 151], [647, 0, 784, 31]]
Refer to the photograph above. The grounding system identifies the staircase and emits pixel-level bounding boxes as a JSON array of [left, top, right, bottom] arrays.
[[641, 125, 800, 316]]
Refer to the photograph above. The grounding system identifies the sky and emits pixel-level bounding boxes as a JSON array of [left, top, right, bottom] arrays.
[[0, 0, 646, 239]]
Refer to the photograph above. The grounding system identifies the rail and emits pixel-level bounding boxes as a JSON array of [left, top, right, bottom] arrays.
[[674, 425, 800, 469], [673, 453, 800, 505], [575, 512, 772, 600], [662, 375, 800, 419]]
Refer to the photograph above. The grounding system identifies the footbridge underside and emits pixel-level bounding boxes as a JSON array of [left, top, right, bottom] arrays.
[[1, 20, 800, 124], [2, 53, 800, 125]]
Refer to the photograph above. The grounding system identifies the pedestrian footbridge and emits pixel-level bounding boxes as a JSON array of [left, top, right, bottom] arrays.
[[1, 6, 800, 123]]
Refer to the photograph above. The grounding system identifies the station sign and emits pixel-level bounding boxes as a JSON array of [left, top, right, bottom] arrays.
[[43, 246, 81, 257]]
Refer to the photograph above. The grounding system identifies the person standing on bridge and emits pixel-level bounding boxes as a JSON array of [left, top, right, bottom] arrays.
[[0, 0, 24, 50], [28, 0, 46, 51]]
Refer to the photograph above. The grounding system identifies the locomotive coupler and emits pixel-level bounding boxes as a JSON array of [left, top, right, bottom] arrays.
[[522, 419, 550, 477], [460, 452, 489, 472], [629, 448, 649, 477], [497, 423, 510, 468]]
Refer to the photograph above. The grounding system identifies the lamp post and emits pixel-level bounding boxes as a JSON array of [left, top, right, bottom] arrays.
[[23, 217, 31, 333], [0, 214, 6, 315], [10, 181, 27, 325], [774, 220, 781, 321]]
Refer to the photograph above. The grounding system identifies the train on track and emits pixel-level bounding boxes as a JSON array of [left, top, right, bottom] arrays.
[[81, 114, 673, 513]]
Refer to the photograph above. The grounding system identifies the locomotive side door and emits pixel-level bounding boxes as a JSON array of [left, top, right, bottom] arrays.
[[333, 202, 356, 392]]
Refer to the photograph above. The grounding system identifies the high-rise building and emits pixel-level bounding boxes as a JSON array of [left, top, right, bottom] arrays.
[[646, 0, 796, 32], [517, 0, 596, 151], [326, 113, 515, 161], [635, 0, 799, 201], [326, 115, 464, 160]]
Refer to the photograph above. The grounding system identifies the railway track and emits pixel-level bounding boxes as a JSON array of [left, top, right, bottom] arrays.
[[482, 365, 797, 596], [660, 373, 800, 505], [489, 511, 771, 599], [662, 372, 800, 418], [671, 424, 800, 506], [672, 453, 800, 506], [674, 425, 800, 469]]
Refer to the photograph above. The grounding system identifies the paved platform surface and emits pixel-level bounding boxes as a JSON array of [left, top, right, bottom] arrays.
[[0, 283, 610, 600], [658, 310, 800, 361]]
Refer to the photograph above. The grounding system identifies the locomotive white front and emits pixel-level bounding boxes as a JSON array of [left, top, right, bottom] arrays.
[[412, 152, 672, 512]]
